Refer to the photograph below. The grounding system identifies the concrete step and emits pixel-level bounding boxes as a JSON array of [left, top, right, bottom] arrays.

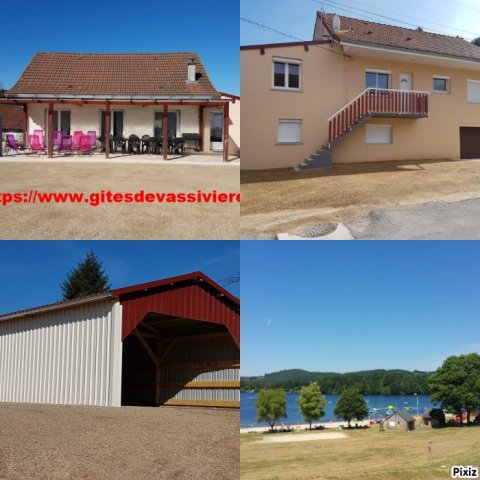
[[295, 149, 332, 171]]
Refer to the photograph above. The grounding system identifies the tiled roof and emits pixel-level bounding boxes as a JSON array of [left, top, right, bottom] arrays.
[[7, 52, 220, 98], [318, 13, 480, 61], [0, 104, 25, 129]]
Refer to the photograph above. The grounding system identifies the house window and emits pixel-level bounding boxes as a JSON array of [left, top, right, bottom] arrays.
[[100, 110, 124, 137], [467, 80, 480, 103], [277, 120, 302, 143], [153, 111, 179, 138], [53, 111, 71, 134], [365, 125, 392, 144], [365, 71, 390, 89], [273, 58, 301, 90], [433, 76, 450, 93]]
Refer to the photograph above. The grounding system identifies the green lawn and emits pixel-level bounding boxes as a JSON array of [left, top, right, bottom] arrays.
[[240, 424, 480, 480]]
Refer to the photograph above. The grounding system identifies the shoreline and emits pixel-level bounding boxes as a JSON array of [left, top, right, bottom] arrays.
[[240, 419, 371, 433]]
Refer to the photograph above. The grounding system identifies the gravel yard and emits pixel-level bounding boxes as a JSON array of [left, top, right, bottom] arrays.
[[241, 159, 480, 236], [0, 160, 239, 239], [0, 403, 239, 480]]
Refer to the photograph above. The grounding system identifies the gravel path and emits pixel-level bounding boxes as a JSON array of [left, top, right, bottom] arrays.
[[0, 403, 239, 480], [346, 198, 480, 239], [0, 161, 239, 239]]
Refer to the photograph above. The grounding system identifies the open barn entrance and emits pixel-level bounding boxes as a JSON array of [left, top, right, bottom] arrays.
[[121, 313, 239, 407]]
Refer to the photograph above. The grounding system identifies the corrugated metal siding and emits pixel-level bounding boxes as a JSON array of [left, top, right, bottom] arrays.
[[161, 336, 239, 404], [0, 300, 123, 407], [119, 282, 240, 344]]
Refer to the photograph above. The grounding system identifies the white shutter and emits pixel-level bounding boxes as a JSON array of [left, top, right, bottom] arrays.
[[278, 121, 301, 143], [467, 81, 480, 104], [365, 125, 392, 144]]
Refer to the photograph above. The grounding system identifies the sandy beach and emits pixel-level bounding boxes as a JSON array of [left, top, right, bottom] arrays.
[[240, 419, 371, 433]]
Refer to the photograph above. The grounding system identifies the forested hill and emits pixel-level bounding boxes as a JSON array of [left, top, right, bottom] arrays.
[[241, 369, 432, 395]]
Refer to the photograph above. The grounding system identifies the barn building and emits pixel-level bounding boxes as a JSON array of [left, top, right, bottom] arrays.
[[0, 272, 239, 408]]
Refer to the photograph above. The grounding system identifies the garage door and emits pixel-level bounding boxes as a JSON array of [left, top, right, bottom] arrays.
[[460, 127, 480, 159]]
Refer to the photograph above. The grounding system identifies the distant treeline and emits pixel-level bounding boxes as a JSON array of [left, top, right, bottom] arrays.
[[241, 369, 432, 395]]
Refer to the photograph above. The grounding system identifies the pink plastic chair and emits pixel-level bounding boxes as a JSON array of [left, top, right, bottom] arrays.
[[33, 129, 44, 148], [59, 135, 73, 154], [87, 131, 97, 150], [72, 131, 84, 150], [78, 135, 93, 155], [29, 134, 46, 154], [5, 134, 28, 155], [53, 130, 63, 150]]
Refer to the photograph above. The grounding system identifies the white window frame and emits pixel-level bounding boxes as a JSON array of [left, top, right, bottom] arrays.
[[467, 79, 480, 104], [433, 75, 450, 94], [365, 124, 392, 145], [365, 69, 391, 89], [277, 119, 302, 144], [272, 57, 302, 91]]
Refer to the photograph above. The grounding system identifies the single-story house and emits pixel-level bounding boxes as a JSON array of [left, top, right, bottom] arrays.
[[385, 411, 416, 431], [1, 52, 239, 161], [241, 12, 480, 169], [0, 272, 240, 408]]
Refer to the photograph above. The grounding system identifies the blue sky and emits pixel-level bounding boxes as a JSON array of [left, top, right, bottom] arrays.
[[0, 241, 239, 314], [0, 0, 239, 94], [241, 241, 480, 376], [241, 0, 480, 45]]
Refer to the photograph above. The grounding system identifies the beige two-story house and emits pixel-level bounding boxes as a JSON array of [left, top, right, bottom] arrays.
[[241, 13, 480, 170]]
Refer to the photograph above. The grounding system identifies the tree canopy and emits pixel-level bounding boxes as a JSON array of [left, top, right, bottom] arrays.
[[428, 353, 480, 425], [61, 251, 110, 300], [298, 381, 327, 429], [333, 388, 368, 427], [256, 389, 287, 430], [241, 368, 430, 395], [472, 37, 480, 47]]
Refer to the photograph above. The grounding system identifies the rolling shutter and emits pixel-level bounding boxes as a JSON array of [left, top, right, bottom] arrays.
[[365, 125, 392, 144], [467, 81, 480, 104], [277, 120, 301, 143]]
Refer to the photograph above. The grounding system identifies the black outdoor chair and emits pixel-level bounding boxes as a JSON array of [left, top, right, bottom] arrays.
[[141, 135, 150, 154], [112, 135, 126, 154], [170, 137, 185, 157], [128, 135, 141, 155], [148, 137, 161, 155]]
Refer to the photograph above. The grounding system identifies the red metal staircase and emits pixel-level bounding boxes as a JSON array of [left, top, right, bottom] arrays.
[[327, 88, 429, 149]]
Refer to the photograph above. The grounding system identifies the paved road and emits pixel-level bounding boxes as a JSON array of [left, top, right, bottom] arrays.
[[346, 198, 480, 239]]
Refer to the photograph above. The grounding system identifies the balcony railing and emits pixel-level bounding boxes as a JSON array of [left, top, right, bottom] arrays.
[[328, 88, 429, 146]]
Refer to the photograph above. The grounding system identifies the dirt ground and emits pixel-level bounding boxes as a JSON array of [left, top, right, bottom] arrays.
[[0, 403, 239, 480], [0, 162, 239, 239], [240, 159, 480, 236]]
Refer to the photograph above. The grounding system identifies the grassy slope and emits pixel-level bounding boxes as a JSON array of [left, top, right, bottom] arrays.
[[240, 424, 480, 480]]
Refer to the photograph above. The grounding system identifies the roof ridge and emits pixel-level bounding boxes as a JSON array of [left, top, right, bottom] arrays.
[[36, 51, 200, 56]]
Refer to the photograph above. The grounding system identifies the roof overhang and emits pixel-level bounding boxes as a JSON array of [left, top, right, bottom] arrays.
[[0, 292, 115, 323], [341, 41, 480, 72]]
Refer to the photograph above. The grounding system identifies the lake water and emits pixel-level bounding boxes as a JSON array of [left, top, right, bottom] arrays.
[[240, 392, 436, 427]]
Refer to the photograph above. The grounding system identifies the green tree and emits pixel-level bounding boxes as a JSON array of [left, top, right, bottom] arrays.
[[61, 251, 110, 300], [334, 388, 368, 427], [472, 37, 480, 47], [298, 381, 327, 429], [256, 389, 287, 431], [428, 353, 480, 425]]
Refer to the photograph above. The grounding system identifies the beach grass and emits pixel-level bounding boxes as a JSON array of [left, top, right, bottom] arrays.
[[240, 423, 480, 480]]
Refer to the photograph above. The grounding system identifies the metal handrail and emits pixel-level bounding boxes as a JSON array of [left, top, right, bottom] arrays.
[[327, 88, 430, 121]]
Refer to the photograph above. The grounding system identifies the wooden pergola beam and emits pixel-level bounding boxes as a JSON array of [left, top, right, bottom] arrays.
[[162, 104, 168, 160], [47, 102, 53, 158], [23, 104, 28, 148], [105, 101, 110, 159], [223, 101, 230, 162], [199, 105, 204, 152]]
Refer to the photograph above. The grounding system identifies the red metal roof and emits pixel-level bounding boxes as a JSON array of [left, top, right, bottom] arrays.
[[112, 272, 240, 344]]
